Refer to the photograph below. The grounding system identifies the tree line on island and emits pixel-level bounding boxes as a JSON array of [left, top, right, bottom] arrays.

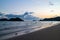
[[0, 16, 60, 21]]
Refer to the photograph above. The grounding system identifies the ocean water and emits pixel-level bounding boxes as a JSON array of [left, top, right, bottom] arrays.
[[0, 21, 60, 40]]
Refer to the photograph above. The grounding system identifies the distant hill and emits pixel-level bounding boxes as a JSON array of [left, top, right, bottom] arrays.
[[8, 17, 24, 21], [0, 18, 8, 21], [0, 17, 24, 21], [40, 16, 60, 21]]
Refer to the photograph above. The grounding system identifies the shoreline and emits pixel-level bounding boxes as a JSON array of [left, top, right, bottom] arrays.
[[7, 24, 60, 40]]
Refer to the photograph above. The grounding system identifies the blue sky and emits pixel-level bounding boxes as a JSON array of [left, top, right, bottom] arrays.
[[0, 0, 60, 18]]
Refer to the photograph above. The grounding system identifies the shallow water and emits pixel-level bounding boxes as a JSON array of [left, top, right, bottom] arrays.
[[0, 21, 60, 40]]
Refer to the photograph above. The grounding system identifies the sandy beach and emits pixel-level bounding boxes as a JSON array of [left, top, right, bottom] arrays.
[[7, 24, 60, 40]]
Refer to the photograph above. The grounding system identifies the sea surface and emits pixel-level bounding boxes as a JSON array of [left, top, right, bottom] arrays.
[[0, 21, 60, 40]]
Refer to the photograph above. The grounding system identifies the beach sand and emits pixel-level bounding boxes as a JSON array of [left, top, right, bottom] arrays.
[[7, 24, 60, 40]]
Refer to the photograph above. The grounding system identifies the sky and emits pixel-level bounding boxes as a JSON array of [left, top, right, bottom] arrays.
[[0, 0, 60, 18]]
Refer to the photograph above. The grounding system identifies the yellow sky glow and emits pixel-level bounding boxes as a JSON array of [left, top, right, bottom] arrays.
[[32, 12, 60, 18]]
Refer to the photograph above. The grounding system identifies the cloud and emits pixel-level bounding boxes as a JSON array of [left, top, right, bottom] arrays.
[[0, 12, 8, 19], [0, 12, 3, 16], [4, 12, 40, 20]]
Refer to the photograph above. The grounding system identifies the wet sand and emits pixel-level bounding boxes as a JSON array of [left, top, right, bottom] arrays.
[[7, 24, 60, 40]]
